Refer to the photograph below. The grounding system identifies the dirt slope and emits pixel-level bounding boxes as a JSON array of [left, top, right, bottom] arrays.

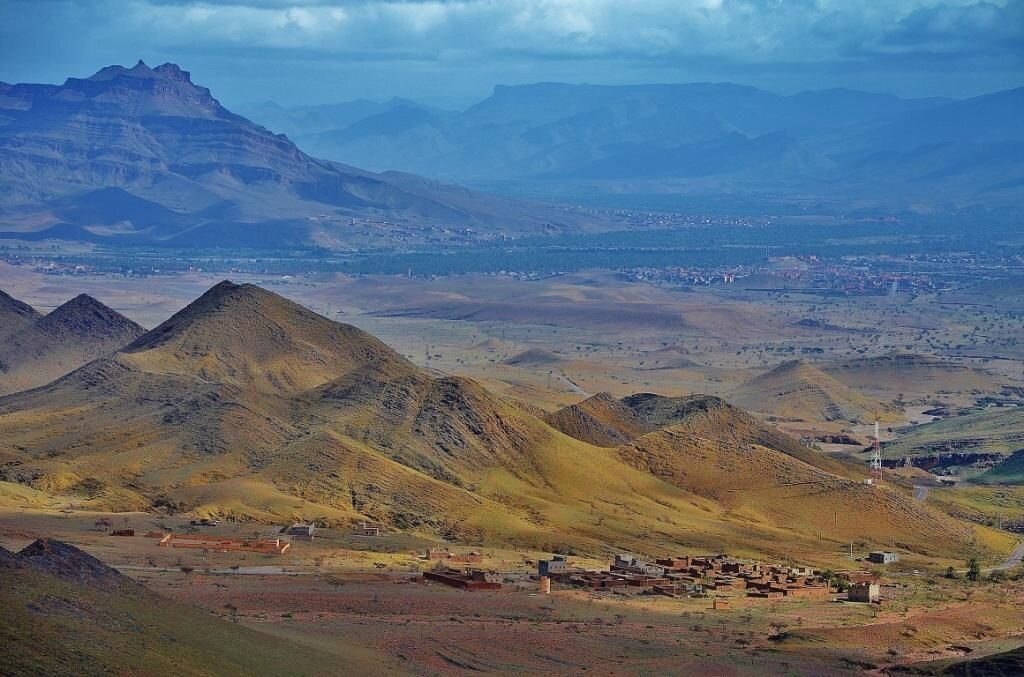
[[0, 288, 41, 342]]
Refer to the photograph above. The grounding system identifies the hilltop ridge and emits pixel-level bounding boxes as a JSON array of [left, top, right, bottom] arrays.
[[122, 280, 410, 394], [0, 282, 1004, 560]]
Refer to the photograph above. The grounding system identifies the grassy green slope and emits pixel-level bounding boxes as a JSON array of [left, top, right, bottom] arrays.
[[883, 408, 1024, 459]]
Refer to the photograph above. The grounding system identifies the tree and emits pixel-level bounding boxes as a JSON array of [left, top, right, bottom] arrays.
[[944, 566, 958, 579], [966, 558, 981, 582], [180, 565, 195, 582]]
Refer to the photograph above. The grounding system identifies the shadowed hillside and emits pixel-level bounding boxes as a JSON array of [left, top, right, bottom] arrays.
[[544, 391, 839, 467], [0, 289, 41, 342], [0, 293, 145, 396], [0, 538, 370, 675], [618, 392, 865, 478]]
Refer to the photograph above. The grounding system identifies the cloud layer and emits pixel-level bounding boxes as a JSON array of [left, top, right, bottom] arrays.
[[1, 0, 1021, 104]]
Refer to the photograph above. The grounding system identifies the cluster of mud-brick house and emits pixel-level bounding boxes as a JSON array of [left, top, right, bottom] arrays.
[[537, 553, 839, 600], [423, 569, 502, 590]]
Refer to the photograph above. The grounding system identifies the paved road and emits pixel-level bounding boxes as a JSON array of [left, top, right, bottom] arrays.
[[995, 541, 1024, 570], [557, 372, 588, 396]]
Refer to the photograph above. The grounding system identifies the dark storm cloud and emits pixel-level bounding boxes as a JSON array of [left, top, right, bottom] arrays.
[[881, 1, 1024, 53], [1, 1, 1020, 103]]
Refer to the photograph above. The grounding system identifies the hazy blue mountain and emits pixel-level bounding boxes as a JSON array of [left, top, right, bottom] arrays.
[[235, 97, 444, 139], [0, 62, 599, 247], [829, 87, 1024, 201], [293, 81, 1022, 211]]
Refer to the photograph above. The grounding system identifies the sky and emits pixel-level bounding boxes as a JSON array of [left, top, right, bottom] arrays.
[[1, 0, 1021, 108]]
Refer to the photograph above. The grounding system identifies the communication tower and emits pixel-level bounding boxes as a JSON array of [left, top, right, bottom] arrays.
[[870, 419, 883, 485]]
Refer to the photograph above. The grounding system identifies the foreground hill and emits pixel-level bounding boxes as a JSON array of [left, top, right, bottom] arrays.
[[729, 360, 899, 423], [0, 539, 359, 675], [616, 425, 957, 552], [0, 293, 145, 396], [0, 61, 596, 248], [0, 282, 1006, 560], [544, 391, 979, 554]]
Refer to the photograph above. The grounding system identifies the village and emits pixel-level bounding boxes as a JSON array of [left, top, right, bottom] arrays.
[[96, 516, 894, 609]]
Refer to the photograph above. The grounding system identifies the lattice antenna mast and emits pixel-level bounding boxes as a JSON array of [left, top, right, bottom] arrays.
[[870, 418, 883, 484]]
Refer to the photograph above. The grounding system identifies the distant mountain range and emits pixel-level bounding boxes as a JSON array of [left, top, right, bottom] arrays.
[[2, 64, 1019, 248], [0, 62, 600, 248], [257, 82, 1024, 212], [234, 97, 449, 140]]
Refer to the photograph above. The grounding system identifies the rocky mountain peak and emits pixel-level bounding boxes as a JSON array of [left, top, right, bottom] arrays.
[[37, 294, 145, 340], [82, 60, 192, 85], [55, 60, 224, 119]]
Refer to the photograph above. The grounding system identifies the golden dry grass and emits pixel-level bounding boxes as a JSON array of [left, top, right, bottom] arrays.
[[0, 281, 1014, 564]]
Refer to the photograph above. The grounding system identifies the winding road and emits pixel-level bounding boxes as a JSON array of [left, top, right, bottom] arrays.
[[995, 541, 1024, 571]]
